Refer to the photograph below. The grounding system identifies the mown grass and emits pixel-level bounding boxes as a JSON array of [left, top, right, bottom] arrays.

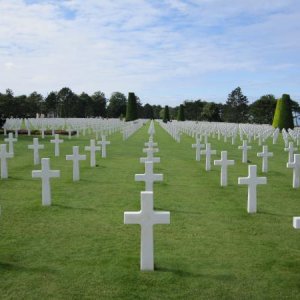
[[0, 122, 300, 299]]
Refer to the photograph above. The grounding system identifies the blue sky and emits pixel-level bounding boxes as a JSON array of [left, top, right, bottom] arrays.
[[1, 0, 300, 106]]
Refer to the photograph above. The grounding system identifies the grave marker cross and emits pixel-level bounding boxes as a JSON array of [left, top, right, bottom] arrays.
[[66, 146, 86, 181], [135, 161, 163, 191], [97, 135, 111, 158], [238, 140, 252, 163], [4, 132, 17, 156], [214, 151, 235, 186], [32, 158, 60, 206], [257, 145, 273, 173], [28, 138, 44, 165], [140, 147, 160, 164], [287, 154, 300, 188], [85, 139, 100, 167], [293, 217, 300, 229], [0, 144, 13, 178], [285, 142, 298, 164], [192, 138, 204, 161], [238, 165, 267, 213], [124, 191, 170, 271], [50, 134, 64, 157], [200, 143, 216, 171]]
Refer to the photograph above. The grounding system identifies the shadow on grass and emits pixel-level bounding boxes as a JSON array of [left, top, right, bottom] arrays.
[[155, 266, 236, 281], [155, 207, 202, 215], [52, 204, 95, 211], [258, 210, 292, 217], [0, 262, 56, 274]]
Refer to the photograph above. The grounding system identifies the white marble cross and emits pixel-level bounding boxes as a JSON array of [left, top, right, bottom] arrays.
[[257, 145, 273, 173], [66, 146, 86, 181], [124, 191, 170, 271], [214, 151, 235, 186], [285, 142, 298, 164], [140, 147, 160, 163], [238, 165, 267, 213], [238, 140, 252, 163], [32, 158, 60, 206], [67, 127, 72, 140], [192, 138, 204, 161], [28, 138, 44, 165], [135, 161, 163, 191], [287, 154, 300, 188], [148, 121, 155, 137], [200, 143, 216, 171], [293, 217, 300, 229], [97, 135, 111, 158], [4, 132, 17, 156], [85, 139, 100, 167], [145, 140, 158, 148], [50, 134, 64, 157], [0, 144, 13, 179], [41, 127, 45, 139]]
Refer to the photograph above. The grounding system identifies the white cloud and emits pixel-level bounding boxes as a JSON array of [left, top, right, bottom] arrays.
[[0, 0, 299, 104]]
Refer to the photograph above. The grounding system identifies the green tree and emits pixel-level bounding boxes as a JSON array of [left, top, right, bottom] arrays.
[[76, 92, 91, 117], [126, 92, 138, 121], [143, 103, 154, 119], [107, 92, 127, 118], [163, 105, 170, 122], [223, 87, 249, 123], [249, 95, 276, 124], [26, 92, 43, 117], [57, 87, 75, 117], [177, 104, 185, 121], [152, 105, 162, 119], [183, 100, 207, 120], [201, 102, 221, 121], [0, 89, 15, 117], [92, 91, 107, 117], [45, 91, 59, 117], [272, 94, 294, 130]]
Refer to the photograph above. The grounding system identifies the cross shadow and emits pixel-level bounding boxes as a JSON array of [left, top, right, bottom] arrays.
[[51, 204, 95, 211], [258, 210, 292, 217], [155, 266, 236, 281], [0, 262, 56, 274], [154, 207, 202, 215]]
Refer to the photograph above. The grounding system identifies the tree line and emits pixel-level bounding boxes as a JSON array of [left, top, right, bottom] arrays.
[[0, 87, 299, 125]]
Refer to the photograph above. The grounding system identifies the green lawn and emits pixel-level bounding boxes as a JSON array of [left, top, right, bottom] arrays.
[[0, 122, 300, 299]]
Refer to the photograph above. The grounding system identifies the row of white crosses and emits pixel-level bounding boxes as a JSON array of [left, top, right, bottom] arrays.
[[156, 120, 300, 228], [190, 137, 268, 214], [30, 135, 111, 206], [0, 133, 18, 179], [124, 121, 170, 271]]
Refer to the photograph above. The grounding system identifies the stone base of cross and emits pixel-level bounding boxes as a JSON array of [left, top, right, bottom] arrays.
[[124, 191, 170, 271]]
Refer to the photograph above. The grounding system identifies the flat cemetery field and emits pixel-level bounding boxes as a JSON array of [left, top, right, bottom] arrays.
[[1, 121, 300, 299]]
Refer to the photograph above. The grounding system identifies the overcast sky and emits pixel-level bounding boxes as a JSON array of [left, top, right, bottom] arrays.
[[1, 0, 300, 106]]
